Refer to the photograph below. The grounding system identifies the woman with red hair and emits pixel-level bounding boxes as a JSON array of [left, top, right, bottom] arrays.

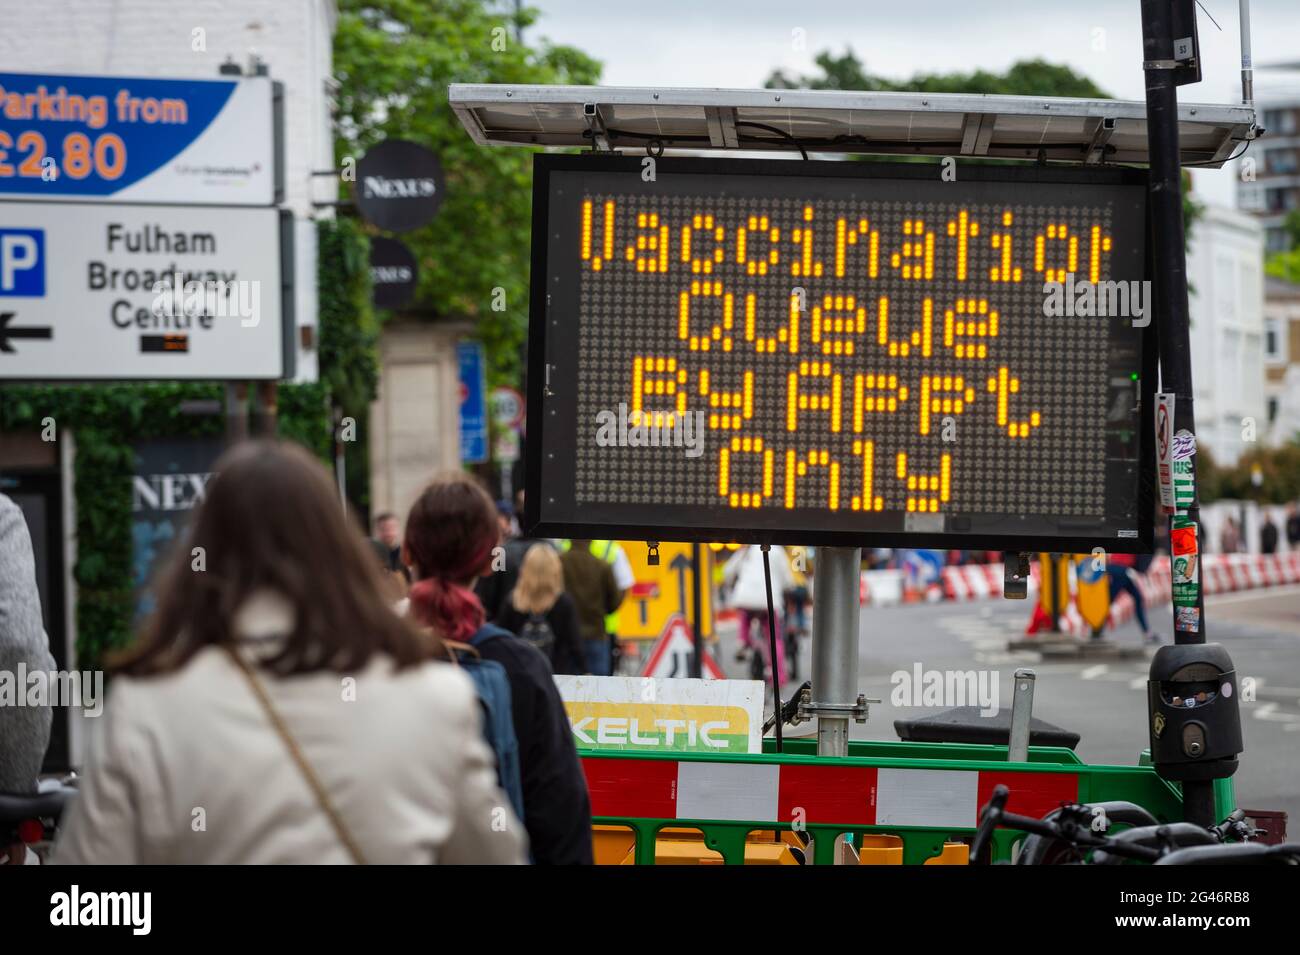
[[404, 471, 593, 865]]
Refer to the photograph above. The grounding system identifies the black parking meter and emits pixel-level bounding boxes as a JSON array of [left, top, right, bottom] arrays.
[[1147, 643, 1242, 781]]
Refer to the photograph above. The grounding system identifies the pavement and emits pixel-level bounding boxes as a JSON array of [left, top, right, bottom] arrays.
[[714, 583, 1300, 825]]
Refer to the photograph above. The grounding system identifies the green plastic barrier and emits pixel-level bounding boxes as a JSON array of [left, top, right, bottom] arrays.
[[583, 740, 1235, 865]]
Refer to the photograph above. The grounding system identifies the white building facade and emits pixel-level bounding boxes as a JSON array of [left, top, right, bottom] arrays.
[[1185, 203, 1268, 466]]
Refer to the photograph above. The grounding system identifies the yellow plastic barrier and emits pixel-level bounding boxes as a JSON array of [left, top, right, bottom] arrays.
[[923, 842, 971, 865], [592, 824, 801, 865], [858, 834, 905, 865]]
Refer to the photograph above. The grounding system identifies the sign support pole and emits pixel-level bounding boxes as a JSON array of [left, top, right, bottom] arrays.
[[691, 542, 704, 679], [224, 382, 250, 446], [1140, 0, 1230, 828], [252, 381, 279, 437], [810, 546, 862, 757], [1141, 0, 1204, 648]]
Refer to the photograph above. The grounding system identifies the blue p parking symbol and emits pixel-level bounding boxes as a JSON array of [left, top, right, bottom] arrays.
[[0, 229, 45, 296]]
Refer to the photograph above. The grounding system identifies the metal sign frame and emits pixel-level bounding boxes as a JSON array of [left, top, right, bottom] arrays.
[[450, 83, 1254, 167], [524, 153, 1156, 553]]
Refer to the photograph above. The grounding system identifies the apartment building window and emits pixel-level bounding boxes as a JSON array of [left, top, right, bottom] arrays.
[[1268, 397, 1279, 425], [1264, 109, 1298, 135], [1266, 147, 1300, 174], [1266, 318, 1281, 359]]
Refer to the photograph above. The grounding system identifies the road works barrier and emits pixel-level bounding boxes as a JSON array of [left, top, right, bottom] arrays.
[[583, 740, 1234, 865]]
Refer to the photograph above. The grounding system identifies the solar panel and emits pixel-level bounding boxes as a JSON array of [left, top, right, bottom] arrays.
[[449, 84, 1256, 167]]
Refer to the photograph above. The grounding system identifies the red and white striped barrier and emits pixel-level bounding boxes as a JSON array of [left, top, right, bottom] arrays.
[[941, 563, 1028, 602], [726, 554, 1300, 614], [584, 755, 1079, 828], [1105, 553, 1300, 629], [1021, 554, 1300, 634], [940, 553, 1300, 608]]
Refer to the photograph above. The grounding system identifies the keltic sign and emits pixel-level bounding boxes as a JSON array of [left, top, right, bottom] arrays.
[[0, 72, 275, 205], [528, 157, 1154, 551]]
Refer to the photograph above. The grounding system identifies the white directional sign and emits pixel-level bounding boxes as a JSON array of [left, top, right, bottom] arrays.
[[0, 202, 287, 379]]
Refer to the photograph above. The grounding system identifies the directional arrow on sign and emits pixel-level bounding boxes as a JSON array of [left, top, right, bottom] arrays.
[[0, 313, 52, 354], [669, 552, 692, 617]]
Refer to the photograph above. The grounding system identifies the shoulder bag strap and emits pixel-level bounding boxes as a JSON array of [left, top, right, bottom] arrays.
[[223, 646, 367, 865]]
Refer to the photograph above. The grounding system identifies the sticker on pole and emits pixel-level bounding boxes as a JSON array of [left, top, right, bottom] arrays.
[[1170, 516, 1201, 633], [641, 614, 723, 679], [1155, 392, 1175, 511], [1171, 429, 1196, 511], [554, 674, 763, 754]]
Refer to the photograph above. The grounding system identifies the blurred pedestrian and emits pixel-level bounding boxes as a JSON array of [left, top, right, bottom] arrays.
[[404, 472, 593, 865], [1220, 516, 1242, 554], [1107, 553, 1160, 646], [723, 545, 794, 684], [496, 543, 586, 675], [370, 511, 410, 598], [562, 539, 633, 672], [473, 500, 539, 620], [56, 441, 524, 864], [0, 494, 57, 865], [1261, 513, 1279, 555], [1286, 502, 1300, 550], [559, 540, 624, 677]]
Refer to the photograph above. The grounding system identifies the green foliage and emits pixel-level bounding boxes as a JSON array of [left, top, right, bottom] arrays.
[[1283, 210, 1300, 251], [767, 48, 1200, 247], [1265, 246, 1300, 284], [278, 382, 334, 463], [317, 218, 379, 415], [332, 0, 600, 387], [1, 383, 215, 667], [767, 51, 1108, 98], [315, 217, 378, 514], [1199, 437, 1300, 504]]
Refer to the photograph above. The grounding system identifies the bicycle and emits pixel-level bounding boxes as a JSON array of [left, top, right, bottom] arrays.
[[0, 777, 78, 865], [971, 784, 1300, 865]]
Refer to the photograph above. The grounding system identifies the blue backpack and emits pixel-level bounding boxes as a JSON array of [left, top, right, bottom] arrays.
[[450, 624, 524, 824]]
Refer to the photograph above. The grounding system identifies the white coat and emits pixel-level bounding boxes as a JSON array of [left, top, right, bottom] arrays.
[[54, 591, 526, 864], [722, 545, 795, 612]]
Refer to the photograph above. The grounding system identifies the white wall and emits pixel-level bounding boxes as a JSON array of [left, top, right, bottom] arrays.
[[0, 0, 338, 382], [1186, 204, 1268, 465]]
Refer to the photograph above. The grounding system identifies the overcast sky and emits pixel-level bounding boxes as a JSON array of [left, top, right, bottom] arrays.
[[526, 0, 1300, 207]]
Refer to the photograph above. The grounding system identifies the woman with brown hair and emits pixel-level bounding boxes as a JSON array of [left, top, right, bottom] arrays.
[[54, 441, 525, 865], [404, 471, 593, 865], [495, 543, 585, 675]]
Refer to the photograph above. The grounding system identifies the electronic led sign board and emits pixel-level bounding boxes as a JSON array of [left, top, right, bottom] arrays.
[[527, 156, 1153, 551]]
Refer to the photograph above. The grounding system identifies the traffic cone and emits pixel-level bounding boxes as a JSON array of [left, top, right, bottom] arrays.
[[1024, 603, 1052, 635]]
